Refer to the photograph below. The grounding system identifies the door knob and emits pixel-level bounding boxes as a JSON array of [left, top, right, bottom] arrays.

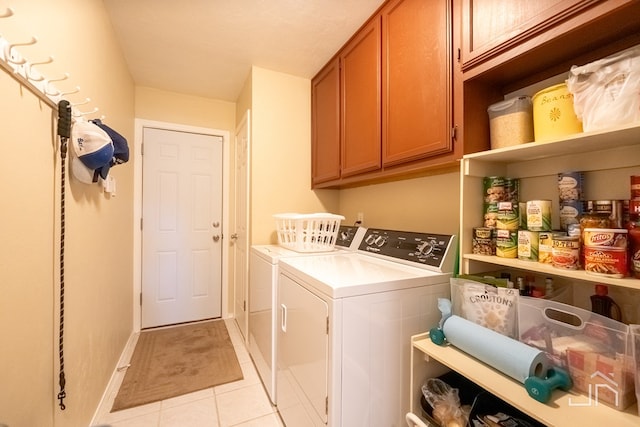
[[212, 235, 220, 242], [212, 221, 220, 228], [230, 233, 238, 241]]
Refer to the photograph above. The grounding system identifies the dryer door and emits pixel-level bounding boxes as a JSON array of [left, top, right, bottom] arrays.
[[277, 273, 329, 426]]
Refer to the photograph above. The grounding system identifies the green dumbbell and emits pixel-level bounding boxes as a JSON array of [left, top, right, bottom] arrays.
[[524, 367, 572, 403], [429, 327, 446, 345]]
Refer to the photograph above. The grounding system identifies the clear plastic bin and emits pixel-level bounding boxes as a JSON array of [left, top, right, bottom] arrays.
[[487, 96, 534, 149], [518, 297, 635, 410]]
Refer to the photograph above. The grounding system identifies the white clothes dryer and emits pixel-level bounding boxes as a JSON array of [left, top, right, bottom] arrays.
[[275, 228, 456, 427], [248, 226, 366, 404]]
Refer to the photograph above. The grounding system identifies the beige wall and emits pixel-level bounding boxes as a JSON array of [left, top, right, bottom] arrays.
[[248, 66, 340, 244], [0, 1, 134, 426], [135, 86, 236, 132], [339, 172, 461, 236]]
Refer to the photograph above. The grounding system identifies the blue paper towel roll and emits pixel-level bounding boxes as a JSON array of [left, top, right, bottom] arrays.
[[443, 314, 548, 383]]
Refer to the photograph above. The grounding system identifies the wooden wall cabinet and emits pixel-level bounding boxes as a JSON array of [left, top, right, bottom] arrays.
[[312, 0, 464, 189], [340, 17, 382, 178], [311, 57, 341, 186], [381, 0, 452, 167]]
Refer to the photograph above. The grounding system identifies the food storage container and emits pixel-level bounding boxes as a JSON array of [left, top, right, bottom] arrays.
[[487, 96, 534, 149], [532, 83, 583, 142]]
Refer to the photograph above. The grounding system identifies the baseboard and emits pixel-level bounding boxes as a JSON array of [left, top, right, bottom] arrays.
[[89, 330, 140, 425]]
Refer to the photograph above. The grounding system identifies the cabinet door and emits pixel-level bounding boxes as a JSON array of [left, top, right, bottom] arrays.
[[277, 274, 329, 426], [311, 58, 341, 185], [461, 0, 590, 69], [382, 0, 452, 166], [340, 17, 382, 178]]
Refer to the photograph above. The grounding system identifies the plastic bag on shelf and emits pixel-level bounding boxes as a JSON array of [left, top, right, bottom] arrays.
[[566, 44, 640, 132], [421, 378, 470, 427]]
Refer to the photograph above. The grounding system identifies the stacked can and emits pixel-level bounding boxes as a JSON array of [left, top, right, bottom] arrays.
[[558, 172, 584, 231], [479, 177, 520, 257]]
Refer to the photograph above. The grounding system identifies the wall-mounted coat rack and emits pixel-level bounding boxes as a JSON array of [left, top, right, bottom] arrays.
[[0, 6, 100, 117]]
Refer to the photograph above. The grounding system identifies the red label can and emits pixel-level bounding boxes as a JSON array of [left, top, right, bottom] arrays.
[[584, 246, 628, 278]]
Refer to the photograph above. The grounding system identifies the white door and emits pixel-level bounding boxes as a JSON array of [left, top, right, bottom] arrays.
[[233, 110, 251, 340], [141, 127, 223, 328]]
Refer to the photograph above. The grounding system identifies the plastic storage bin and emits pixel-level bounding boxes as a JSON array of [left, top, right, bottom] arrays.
[[273, 213, 344, 252], [487, 96, 534, 149], [632, 324, 640, 416], [532, 82, 583, 142], [518, 297, 635, 410]]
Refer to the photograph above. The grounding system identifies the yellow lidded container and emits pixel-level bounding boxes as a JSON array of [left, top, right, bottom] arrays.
[[532, 82, 583, 142]]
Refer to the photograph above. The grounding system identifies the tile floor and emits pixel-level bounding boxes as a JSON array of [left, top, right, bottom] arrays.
[[93, 319, 284, 427]]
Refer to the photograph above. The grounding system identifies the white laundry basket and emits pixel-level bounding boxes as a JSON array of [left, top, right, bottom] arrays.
[[273, 213, 345, 252]]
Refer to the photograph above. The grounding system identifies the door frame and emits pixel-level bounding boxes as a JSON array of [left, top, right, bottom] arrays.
[[133, 119, 231, 332]]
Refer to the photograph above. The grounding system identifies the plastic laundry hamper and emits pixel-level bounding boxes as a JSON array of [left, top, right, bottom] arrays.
[[273, 213, 344, 252]]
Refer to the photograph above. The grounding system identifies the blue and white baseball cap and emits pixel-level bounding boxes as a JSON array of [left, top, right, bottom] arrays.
[[71, 120, 114, 172], [90, 119, 129, 179]]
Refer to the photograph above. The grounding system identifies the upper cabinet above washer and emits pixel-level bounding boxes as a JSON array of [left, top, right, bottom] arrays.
[[312, 0, 464, 189]]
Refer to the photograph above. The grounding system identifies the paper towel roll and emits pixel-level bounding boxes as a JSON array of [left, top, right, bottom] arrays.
[[443, 314, 548, 383]]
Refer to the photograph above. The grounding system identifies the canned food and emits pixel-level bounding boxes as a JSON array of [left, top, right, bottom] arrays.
[[518, 230, 539, 261], [527, 200, 552, 231], [483, 203, 499, 228], [583, 228, 628, 248], [558, 172, 583, 201], [519, 202, 527, 229], [559, 200, 583, 231], [484, 176, 506, 203], [552, 236, 579, 270], [504, 178, 520, 203], [472, 227, 495, 255], [567, 223, 581, 237], [496, 229, 517, 258], [538, 231, 555, 264], [584, 246, 628, 278], [496, 201, 519, 230]]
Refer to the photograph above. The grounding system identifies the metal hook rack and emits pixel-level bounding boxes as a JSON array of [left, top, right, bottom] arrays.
[[0, 7, 99, 116]]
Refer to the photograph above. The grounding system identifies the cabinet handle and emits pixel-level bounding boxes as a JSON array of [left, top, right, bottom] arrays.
[[280, 303, 287, 333]]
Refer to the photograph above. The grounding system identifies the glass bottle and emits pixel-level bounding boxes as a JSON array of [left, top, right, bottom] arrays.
[[590, 284, 622, 321], [579, 200, 614, 267]]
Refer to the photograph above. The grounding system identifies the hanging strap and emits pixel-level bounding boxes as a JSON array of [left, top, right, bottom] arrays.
[[56, 100, 72, 410]]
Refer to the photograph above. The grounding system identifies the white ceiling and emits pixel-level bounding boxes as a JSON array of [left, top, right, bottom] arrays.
[[103, 0, 385, 102]]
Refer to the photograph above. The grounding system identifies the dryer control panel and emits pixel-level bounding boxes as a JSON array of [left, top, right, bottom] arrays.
[[358, 228, 456, 273]]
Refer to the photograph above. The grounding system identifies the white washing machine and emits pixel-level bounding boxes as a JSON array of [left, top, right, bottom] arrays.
[[275, 228, 456, 427], [248, 226, 366, 404]]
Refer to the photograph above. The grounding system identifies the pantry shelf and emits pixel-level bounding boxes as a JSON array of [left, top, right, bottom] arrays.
[[462, 254, 640, 290], [411, 334, 639, 427], [463, 122, 640, 165]]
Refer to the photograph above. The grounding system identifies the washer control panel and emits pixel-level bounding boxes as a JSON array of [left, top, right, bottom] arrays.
[[335, 226, 368, 250], [358, 228, 456, 272]]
